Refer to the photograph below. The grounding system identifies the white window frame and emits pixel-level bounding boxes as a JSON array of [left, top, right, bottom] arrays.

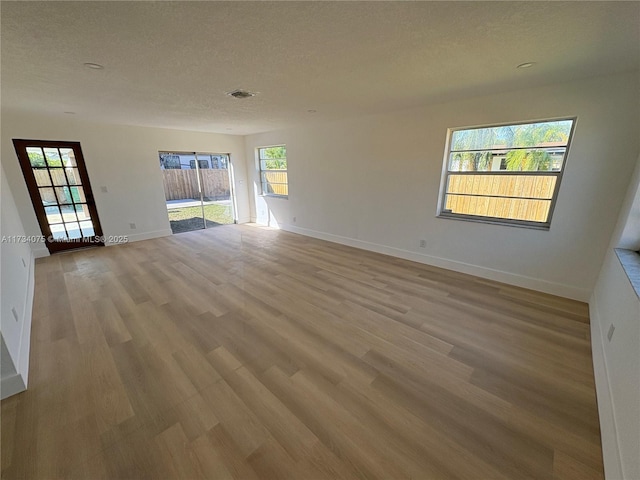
[[258, 145, 288, 198], [437, 117, 577, 230]]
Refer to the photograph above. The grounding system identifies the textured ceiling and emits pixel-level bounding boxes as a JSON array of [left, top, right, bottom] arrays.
[[2, 1, 639, 135]]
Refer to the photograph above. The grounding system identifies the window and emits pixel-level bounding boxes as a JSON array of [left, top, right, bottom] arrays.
[[190, 159, 210, 169], [438, 118, 576, 229], [259, 145, 288, 197], [210, 155, 228, 169], [160, 153, 181, 169]]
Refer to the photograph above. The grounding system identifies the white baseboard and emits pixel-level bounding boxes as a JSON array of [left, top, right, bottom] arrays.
[[1, 373, 26, 400], [281, 224, 590, 302], [2, 249, 36, 400], [32, 245, 49, 258], [589, 294, 624, 480], [30, 229, 173, 252], [18, 249, 35, 387], [107, 228, 173, 245]]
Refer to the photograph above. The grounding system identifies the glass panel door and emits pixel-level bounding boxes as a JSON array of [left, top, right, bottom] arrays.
[[160, 151, 235, 234], [13, 140, 104, 253], [199, 154, 235, 228]]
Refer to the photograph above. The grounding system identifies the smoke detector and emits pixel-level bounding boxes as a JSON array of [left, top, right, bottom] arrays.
[[226, 89, 257, 99]]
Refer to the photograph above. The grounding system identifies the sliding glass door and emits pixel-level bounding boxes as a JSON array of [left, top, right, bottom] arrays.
[[159, 152, 235, 234]]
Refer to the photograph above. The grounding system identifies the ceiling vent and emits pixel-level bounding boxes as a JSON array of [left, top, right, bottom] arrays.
[[226, 89, 256, 99]]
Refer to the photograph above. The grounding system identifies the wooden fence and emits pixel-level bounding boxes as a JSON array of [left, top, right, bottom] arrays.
[[33, 168, 80, 187], [163, 169, 230, 201], [445, 174, 557, 223], [263, 171, 288, 196], [33, 169, 87, 205]]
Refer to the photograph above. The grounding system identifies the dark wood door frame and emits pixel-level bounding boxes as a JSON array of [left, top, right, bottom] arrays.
[[13, 139, 104, 254]]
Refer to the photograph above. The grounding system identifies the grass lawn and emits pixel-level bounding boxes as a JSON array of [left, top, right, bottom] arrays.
[[167, 204, 233, 234]]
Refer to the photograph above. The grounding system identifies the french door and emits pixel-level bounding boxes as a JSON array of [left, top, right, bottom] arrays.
[[13, 139, 104, 254]]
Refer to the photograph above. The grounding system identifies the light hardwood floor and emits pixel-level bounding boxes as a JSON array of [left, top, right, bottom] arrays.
[[1, 225, 603, 479]]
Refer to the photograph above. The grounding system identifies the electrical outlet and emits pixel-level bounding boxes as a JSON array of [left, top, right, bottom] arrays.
[[607, 324, 615, 341], [100, 186, 108, 193], [419, 239, 427, 248], [129, 223, 137, 230], [293, 216, 297, 223], [11, 307, 18, 322]]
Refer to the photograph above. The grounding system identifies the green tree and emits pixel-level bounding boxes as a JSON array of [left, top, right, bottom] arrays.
[[504, 122, 570, 172], [451, 151, 492, 171], [27, 151, 46, 167], [261, 146, 286, 170], [450, 128, 496, 171], [450, 121, 572, 172], [27, 150, 63, 167]]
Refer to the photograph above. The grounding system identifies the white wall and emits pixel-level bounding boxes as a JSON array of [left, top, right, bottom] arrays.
[[590, 151, 640, 480], [1, 162, 35, 399], [1, 112, 250, 257], [245, 72, 640, 301], [618, 154, 640, 251]]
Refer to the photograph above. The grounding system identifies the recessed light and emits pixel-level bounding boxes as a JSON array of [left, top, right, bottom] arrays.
[[226, 89, 256, 99], [83, 62, 104, 70], [516, 62, 536, 69]]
